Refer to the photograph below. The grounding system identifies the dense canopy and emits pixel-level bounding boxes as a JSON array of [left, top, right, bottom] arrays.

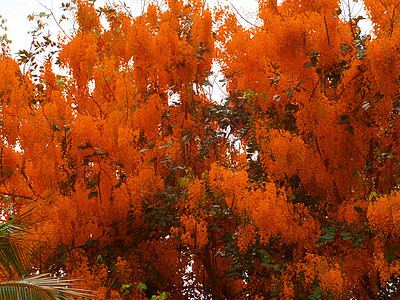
[[1, 0, 400, 299]]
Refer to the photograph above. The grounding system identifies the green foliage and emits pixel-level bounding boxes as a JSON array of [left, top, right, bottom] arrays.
[[318, 220, 367, 249], [151, 291, 168, 300]]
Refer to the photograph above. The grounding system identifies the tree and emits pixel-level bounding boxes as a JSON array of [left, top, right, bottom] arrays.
[[212, 0, 400, 298], [2, 0, 400, 299]]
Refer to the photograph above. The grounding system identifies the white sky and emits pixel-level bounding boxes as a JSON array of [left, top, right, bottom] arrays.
[[1, 0, 259, 56], [1, 0, 61, 54], [1, 0, 370, 57]]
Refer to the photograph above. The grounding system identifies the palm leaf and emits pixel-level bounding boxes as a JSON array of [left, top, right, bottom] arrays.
[[0, 210, 95, 299], [0, 274, 95, 299], [0, 208, 41, 278]]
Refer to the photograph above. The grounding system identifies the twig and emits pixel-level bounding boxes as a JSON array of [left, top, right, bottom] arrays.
[[229, 2, 263, 29], [169, 0, 177, 20], [324, 14, 330, 46], [37, 1, 72, 41], [270, 0, 285, 21], [309, 77, 320, 102]]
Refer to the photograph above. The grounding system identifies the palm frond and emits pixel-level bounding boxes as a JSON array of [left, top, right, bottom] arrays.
[[0, 210, 95, 299], [0, 274, 95, 299], [0, 208, 41, 278]]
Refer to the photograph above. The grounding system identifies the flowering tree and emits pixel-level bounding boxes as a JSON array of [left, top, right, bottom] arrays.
[[1, 0, 400, 299]]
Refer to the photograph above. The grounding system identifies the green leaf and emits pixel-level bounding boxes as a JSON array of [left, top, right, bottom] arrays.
[[115, 181, 122, 189], [353, 238, 364, 248], [137, 282, 147, 293], [88, 191, 98, 199], [354, 206, 363, 213], [51, 124, 59, 132], [2, 195, 11, 203], [340, 113, 349, 120], [182, 134, 191, 143], [303, 62, 312, 68], [121, 283, 131, 295], [369, 191, 378, 201], [345, 125, 354, 134], [96, 254, 103, 264], [77, 141, 92, 150], [310, 56, 318, 66], [159, 141, 173, 149], [308, 285, 322, 300], [201, 80, 212, 87], [115, 161, 124, 168]]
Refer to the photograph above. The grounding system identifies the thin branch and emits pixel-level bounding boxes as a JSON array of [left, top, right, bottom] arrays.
[[169, 0, 177, 20], [309, 77, 320, 102], [324, 14, 330, 46], [0, 192, 37, 202], [229, 2, 263, 29], [270, 0, 285, 21], [37, 1, 72, 41], [117, 0, 134, 19]]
